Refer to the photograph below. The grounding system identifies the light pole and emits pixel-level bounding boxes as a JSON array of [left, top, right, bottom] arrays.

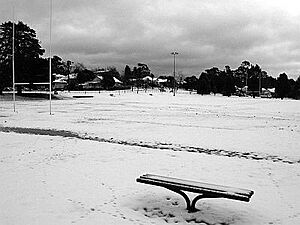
[[171, 51, 178, 96], [12, 6, 15, 112], [49, 0, 53, 115], [67, 60, 73, 92], [258, 72, 261, 97]]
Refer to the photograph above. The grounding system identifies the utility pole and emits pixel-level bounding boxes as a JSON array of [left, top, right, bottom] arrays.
[[12, 6, 15, 112], [67, 60, 72, 92], [259, 72, 261, 97], [245, 71, 248, 95], [49, 0, 52, 115], [171, 51, 178, 96]]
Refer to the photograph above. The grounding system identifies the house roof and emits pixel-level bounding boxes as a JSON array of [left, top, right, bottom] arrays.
[[157, 78, 168, 83], [53, 79, 67, 84], [142, 76, 153, 81], [92, 76, 103, 82], [113, 77, 122, 83]]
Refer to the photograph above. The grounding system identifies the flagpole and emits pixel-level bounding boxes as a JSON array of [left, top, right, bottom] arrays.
[[12, 6, 15, 112], [49, 0, 52, 115]]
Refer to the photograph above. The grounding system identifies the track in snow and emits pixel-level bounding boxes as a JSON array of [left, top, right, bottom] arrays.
[[0, 126, 298, 165]]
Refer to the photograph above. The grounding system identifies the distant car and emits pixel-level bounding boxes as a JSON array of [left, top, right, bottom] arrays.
[[261, 93, 272, 98], [3, 87, 13, 91]]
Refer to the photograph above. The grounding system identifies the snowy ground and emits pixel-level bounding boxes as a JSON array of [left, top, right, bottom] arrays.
[[0, 90, 299, 225]]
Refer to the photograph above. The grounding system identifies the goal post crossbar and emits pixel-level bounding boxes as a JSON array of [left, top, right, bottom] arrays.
[[14, 82, 50, 85]]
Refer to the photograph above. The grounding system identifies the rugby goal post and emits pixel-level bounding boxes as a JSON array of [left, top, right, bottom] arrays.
[[12, 0, 53, 115]]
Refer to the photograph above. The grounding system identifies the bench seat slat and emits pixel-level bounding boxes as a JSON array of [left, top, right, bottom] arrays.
[[142, 174, 253, 196], [137, 174, 254, 202]]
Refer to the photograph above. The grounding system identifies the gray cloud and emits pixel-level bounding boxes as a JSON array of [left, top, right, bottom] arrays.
[[1, 0, 300, 79]]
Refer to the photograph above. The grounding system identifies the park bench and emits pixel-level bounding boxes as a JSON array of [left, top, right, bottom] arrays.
[[136, 174, 254, 212]]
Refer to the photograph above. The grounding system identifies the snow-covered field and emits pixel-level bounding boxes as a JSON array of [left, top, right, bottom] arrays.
[[0, 90, 299, 225]]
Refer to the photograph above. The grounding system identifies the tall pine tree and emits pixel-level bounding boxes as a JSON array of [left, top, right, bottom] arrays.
[[0, 21, 45, 94]]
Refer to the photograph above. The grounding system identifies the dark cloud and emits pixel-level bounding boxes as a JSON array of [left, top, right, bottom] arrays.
[[1, 0, 300, 78]]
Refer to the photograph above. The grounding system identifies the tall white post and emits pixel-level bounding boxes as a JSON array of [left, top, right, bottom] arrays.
[[49, 0, 52, 115], [12, 6, 15, 112]]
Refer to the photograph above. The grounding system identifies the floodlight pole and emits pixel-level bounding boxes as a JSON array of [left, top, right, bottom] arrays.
[[49, 0, 52, 115], [67, 60, 73, 92], [258, 72, 261, 97], [171, 51, 178, 96], [245, 71, 248, 95], [12, 6, 15, 112]]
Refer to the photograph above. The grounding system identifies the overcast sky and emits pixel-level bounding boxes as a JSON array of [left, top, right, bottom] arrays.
[[1, 0, 300, 79]]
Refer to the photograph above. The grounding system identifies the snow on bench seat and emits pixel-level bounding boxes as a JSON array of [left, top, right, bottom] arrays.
[[137, 174, 254, 212]]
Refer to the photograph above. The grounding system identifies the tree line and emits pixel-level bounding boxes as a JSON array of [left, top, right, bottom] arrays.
[[1, 21, 299, 99], [182, 61, 300, 99], [0, 21, 155, 92], [0, 21, 124, 93]]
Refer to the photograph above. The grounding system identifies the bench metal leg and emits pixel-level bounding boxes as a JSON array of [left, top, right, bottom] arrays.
[[190, 195, 206, 212], [166, 187, 217, 212], [190, 193, 218, 212], [166, 187, 191, 210]]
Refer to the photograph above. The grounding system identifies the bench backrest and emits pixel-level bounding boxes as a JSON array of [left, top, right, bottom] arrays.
[[137, 174, 254, 202]]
